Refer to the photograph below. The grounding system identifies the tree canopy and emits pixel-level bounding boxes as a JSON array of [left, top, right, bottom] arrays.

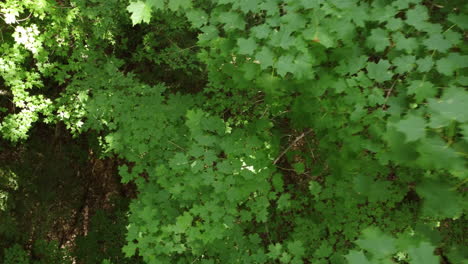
[[0, 0, 466, 263]]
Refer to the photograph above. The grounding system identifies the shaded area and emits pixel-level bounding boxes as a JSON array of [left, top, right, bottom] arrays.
[[0, 123, 141, 263]]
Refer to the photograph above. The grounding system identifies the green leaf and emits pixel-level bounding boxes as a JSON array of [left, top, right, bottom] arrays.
[[198, 25, 218, 44], [147, 0, 164, 9], [416, 179, 463, 218], [281, 12, 307, 32], [201, 116, 224, 134], [428, 87, 468, 122], [423, 34, 452, 52], [169, 153, 189, 169], [444, 30, 463, 46], [416, 56, 433, 72], [393, 55, 415, 74], [236, 0, 262, 13], [416, 136, 466, 174], [294, 53, 315, 79], [393, 32, 418, 53], [366, 60, 393, 83], [122, 243, 137, 257], [174, 212, 193, 233], [355, 227, 396, 257], [407, 80, 436, 102], [268, 243, 283, 259], [405, 5, 429, 30], [308, 181, 322, 198], [185, 9, 208, 28], [303, 27, 335, 48], [394, 114, 426, 142], [407, 242, 439, 264], [287, 241, 305, 258], [219, 12, 245, 31], [292, 163, 305, 174], [277, 193, 291, 210], [345, 250, 372, 264], [186, 109, 204, 131], [436, 53, 468, 76], [461, 124, 468, 142], [251, 24, 271, 39], [367, 28, 390, 52], [237, 37, 257, 55], [276, 54, 296, 77], [386, 17, 404, 31], [127, 1, 152, 25], [255, 46, 275, 70], [448, 13, 468, 30], [270, 28, 295, 49], [168, 0, 192, 11]]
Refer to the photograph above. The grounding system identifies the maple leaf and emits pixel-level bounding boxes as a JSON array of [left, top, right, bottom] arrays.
[[277, 193, 291, 210], [407, 80, 436, 102], [394, 114, 426, 142], [356, 227, 396, 257], [198, 25, 218, 44], [428, 87, 468, 122], [168, 0, 192, 11], [251, 24, 271, 39], [416, 178, 463, 217], [423, 34, 452, 52], [367, 28, 390, 52], [386, 17, 404, 31], [345, 250, 372, 264], [407, 242, 439, 264], [185, 9, 208, 28], [147, 0, 164, 10], [281, 12, 307, 32], [294, 53, 315, 79], [444, 30, 463, 46], [127, 1, 152, 25], [303, 27, 334, 48], [416, 136, 465, 174], [366, 60, 393, 82], [393, 32, 418, 53], [237, 37, 257, 55], [448, 13, 468, 30], [348, 5, 370, 27], [405, 5, 429, 30], [122, 242, 137, 257], [269, 28, 295, 49], [219, 12, 245, 31], [268, 243, 283, 259], [260, 0, 279, 15], [174, 212, 193, 233], [308, 181, 322, 198], [416, 56, 433, 72], [255, 46, 275, 69], [276, 54, 296, 77], [436, 53, 468, 76], [236, 0, 261, 13], [393, 55, 415, 74], [392, 0, 411, 10]]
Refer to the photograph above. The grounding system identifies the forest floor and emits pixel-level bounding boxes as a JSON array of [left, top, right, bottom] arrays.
[[0, 123, 135, 258]]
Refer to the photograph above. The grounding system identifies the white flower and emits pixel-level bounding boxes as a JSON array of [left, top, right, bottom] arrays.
[[4, 13, 16, 24]]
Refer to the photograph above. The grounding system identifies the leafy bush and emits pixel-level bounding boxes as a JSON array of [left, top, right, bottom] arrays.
[[0, 0, 466, 263]]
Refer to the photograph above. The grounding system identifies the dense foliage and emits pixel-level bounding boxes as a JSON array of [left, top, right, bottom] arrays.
[[0, 0, 466, 263]]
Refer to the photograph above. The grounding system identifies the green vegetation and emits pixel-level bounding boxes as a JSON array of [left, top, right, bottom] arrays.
[[0, 0, 466, 263]]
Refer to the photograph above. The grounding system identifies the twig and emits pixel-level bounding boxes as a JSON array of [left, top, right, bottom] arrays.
[[273, 129, 312, 165], [16, 13, 32, 22], [274, 165, 296, 172], [384, 79, 398, 103], [168, 140, 185, 151]]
